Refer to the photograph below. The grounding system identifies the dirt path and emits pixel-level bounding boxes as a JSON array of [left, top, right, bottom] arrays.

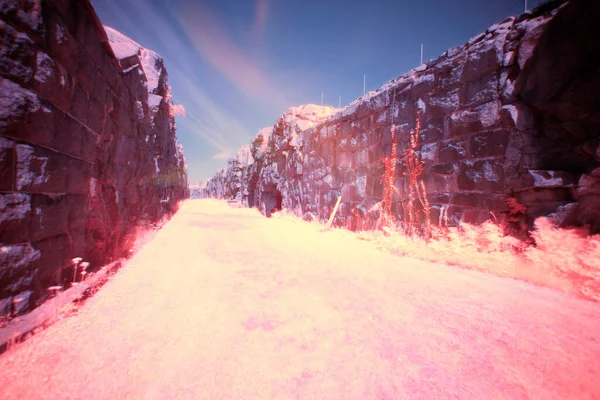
[[1, 199, 599, 399]]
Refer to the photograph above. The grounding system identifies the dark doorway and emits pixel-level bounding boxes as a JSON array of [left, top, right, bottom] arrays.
[[262, 186, 283, 217]]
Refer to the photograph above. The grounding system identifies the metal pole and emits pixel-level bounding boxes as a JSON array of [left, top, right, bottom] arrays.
[[524, 0, 528, 12], [420, 44, 424, 65], [363, 74, 366, 96], [338, 96, 341, 108], [321, 92, 324, 106]]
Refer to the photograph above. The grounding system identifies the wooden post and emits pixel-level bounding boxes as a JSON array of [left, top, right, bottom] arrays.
[[326, 196, 342, 230]]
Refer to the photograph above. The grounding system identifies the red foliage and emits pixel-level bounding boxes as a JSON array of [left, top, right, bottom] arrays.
[[378, 113, 431, 238], [380, 125, 398, 229]]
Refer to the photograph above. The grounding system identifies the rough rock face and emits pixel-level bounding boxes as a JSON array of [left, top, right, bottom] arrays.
[[202, 105, 340, 216], [203, 0, 600, 233], [0, 0, 188, 319]]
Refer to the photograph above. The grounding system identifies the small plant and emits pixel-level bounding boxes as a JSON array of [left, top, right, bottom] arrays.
[[402, 112, 431, 238], [379, 124, 398, 230], [378, 111, 431, 237], [70, 258, 90, 285]]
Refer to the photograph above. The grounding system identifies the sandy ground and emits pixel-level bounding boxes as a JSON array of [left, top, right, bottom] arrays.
[[1, 199, 599, 400]]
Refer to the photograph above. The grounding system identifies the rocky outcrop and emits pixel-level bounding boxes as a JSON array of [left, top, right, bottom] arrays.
[[203, 0, 600, 233], [0, 0, 188, 320], [201, 105, 340, 216]]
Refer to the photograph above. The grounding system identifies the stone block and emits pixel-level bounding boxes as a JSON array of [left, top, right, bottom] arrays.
[[461, 208, 496, 225], [357, 115, 375, 132], [517, 19, 548, 71], [500, 105, 535, 132], [368, 145, 381, 163], [338, 121, 353, 139], [458, 159, 504, 191], [381, 125, 393, 147], [462, 73, 499, 108], [392, 177, 407, 202], [419, 126, 443, 144], [12, 290, 34, 316], [76, 50, 102, 101], [86, 96, 105, 134], [46, 11, 80, 78], [435, 55, 465, 89], [520, 170, 578, 190], [33, 234, 70, 287], [429, 193, 452, 205], [0, 78, 54, 147], [52, 108, 84, 157], [451, 192, 509, 212], [0, 137, 15, 190], [428, 88, 460, 114], [114, 134, 138, 166], [465, 40, 501, 81], [0, 193, 32, 244], [83, 18, 106, 68], [0, 0, 44, 37], [0, 243, 40, 297], [376, 109, 391, 126], [395, 101, 416, 125], [469, 130, 509, 158], [325, 140, 337, 158], [0, 296, 11, 318], [420, 142, 438, 164], [439, 139, 468, 164], [424, 172, 458, 195], [341, 183, 357, 202], [70, 82, 90, 126], [16, 144, 91, 194], [338, 151, 354, 169], [411, 73, 435, 97], [355, 101, 371, 120], [366, 175, 383, 199], [123, 71, 140, 107], [80, 126, 98, 164], [445, 101, 500, 137], [366, 127, 381, 146], [28, 193, 75, 242], [445, 205, 464, 227], [33, 50, 68, 107], [430, 164, 457, 176], [0, 20, 36, 85], [104, 56, 123, 91]]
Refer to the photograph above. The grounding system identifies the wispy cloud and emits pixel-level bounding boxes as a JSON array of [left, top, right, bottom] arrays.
[[99, 0, 256, 155], [176, 1, 296, 112], [212, 151, 234, 160], [252, 0, 270, 41]]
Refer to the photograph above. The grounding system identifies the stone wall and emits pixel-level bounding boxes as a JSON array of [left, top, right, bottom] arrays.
[[0, 0, 188, 319], [202, 0, 599, 235]]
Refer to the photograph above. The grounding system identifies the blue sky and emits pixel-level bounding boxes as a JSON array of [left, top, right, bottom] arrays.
[[90, 0, 547, 186]]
